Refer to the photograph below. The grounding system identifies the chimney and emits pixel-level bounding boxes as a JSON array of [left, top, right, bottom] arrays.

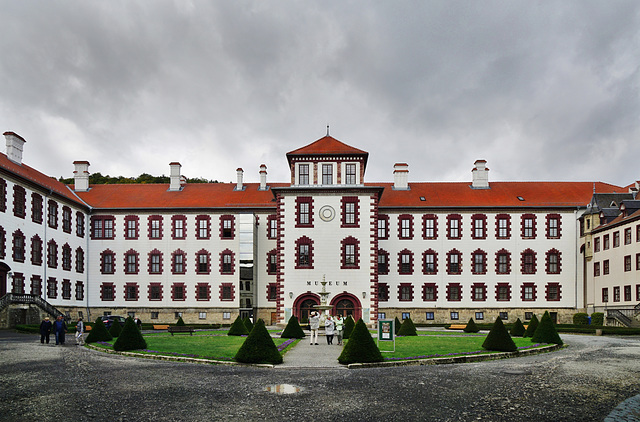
[[73, 161, 91, 192], [393, 163, 409, 190], [169, 162, 182, 191], [259, 164, 268, 191], [471, 160, 490, 189], [236, 168, 244, 191], [3, 131, 26, 165]]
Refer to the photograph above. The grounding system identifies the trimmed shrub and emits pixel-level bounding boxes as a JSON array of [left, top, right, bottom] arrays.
[[463, 318, 480, 333], [482, 317, 517, 352], [176, 317, 186, 327], [235, 319, 283, 364], [394, 317, 402, 335], [243, 316, 254, 333], [281, 316, 306, 339], [227, 315, 250, 336], [510, 318, 526, 337], [113, 317, 147, 351], [397, 317, 418, 336], [85, 317, 113, 343], [109, 320, 123, 338], [524, 314, 539, 338], [531, 311, 563, 345], [343, 316, 355, 340], [591, 312, 604, 326], [338, 319, 384, 364], [573, 313, 589, 326]]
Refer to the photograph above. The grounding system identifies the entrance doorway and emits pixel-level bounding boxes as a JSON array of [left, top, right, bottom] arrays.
[[330, 293, 362, 321], [335, 299, 355, 318]]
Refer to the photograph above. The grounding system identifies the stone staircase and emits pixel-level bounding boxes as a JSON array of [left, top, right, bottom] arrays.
[[607, 304, 640, 327]]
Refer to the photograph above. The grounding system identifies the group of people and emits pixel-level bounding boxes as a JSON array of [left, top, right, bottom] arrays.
[[39, 316, 85, 346], [308, 312, 345, 345]]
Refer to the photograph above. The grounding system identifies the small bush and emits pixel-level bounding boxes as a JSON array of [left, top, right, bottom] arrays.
[[113, 317, 147, 351], [482, 317, 517, 352], [394, 317, 402, 335], [227, 315, 249, 336], [591, 312, 604, 326], [176, 317, 186, 327], [338, 319, 383, 364], [524, 314, 539, 338], [572, 313, 589, 326], [463, 318, 480, 333], [531, 311, 563, 345], [243, 317, 254, 333], [109, 320, 122, 338], [85, 318, 113, 343], [510, 318, 526, 337], [281, 316, 306, 339], [235, 319, 282, 364], [397, 317, 418, 336], [343, 316, 355, 340]]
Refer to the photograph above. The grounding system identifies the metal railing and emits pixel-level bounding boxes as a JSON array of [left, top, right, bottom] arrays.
[[0, 293, 64, 319], [607, 309, 633, 327]]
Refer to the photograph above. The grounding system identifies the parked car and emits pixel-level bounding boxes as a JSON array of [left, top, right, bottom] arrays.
[[100, 315, 126, 329]]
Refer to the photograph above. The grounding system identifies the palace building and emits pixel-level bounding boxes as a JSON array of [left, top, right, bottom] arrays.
[[1, 130, 637, 327]]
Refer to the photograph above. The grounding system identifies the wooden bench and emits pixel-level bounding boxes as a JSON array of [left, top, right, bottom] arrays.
[[447, 324, 467, 330], [153, 324, 170, 330], [168, 326, 195, 336]]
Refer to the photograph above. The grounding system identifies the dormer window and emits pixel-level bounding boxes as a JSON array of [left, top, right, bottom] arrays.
[[345, 164, 357, 185], [322, 164, 333, 185], [299, 164, 310, 185]]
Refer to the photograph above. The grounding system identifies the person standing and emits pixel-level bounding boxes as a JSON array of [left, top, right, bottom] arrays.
[[75, 318, 85, 346], [135, 317, 142, 331], [309, 311, 320, 345], [39, 316, 52, 344], [325, 315, 335, 345], [53, 316, 67, 345], [335, 315, 344, 345]]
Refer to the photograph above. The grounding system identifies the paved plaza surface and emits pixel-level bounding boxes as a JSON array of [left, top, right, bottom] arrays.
[[2, 330, 640, 421]]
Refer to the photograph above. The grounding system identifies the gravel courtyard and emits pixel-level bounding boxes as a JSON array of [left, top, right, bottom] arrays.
[[1, 330, 640, 421]]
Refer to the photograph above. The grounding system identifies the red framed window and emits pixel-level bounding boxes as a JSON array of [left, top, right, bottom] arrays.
[[124, 250, 139, 274], [602, 287, 609, 303], [148, 250, 163, 274], [495, 249, 511, 274], [377, 215, 389, 240], [398, 215, 413, 239], [75, 247, 84, 273], [594, 261, 600, 276], [546, 214, 561, 239], [496, 214, 511, 239], [613, 231, 620, 248], [398, 249, 413, 274], [62, 279, 71, 299], [521, 214, 536, 239], [62, 206, 72, 233], [100, 249, 115, 274], [124, 283, 139, 301], [296, 197, 314, 228], [321, 163, 333, 185], [603, 234, 610, 250], [124, 215, 139, 239], [148, 215, 163, 239], [197, 283, 211, 301], [345, 163, 357, 184], [341, 197, 359, 227], [47, 278, 57, 299], [624, 285, 632, 301], [148, 283, 163, 301], [196, 249, 210, 274], [11, 272, 24, 294], [267, 250, 278, 274], [46, 240, 57, 268], [196, 215, 211, 239], [625, 228, 632, 245], [496, 283, 512, 301], [398, 283, 414, 301], [446, 283, 462, 301], [91, 216, 115, 239], [100, 282, 115, 301], [219, 283, 235, 301], [594, 237, 601, 252], [422, 249, 438, 274], [471, 249, 487, 274], [47, 200, 58, 229], [546, 282, 561, 301], [220, 215, 235, 239], [31, 276, 42, 297], [30, 235, 42, 266], [521, 249, 536, 274], [172, 283, 186, 301], [422, 283, 438, 301], [171, 249, 186, 274], [220, 249, 235, 274], [446, 249, 462, 274], [471, 214, 487, 239], [172, 215, 187, 239], [422, 214, 438, 239], [0, 178, 6, 212], [298, 163, 310, 185], [31, 193, 43, 224], [0, 226, 4, 260], [378, 283, 389, 301], [521, 283, 536, 301], [76, 212, 85, 237], [546, 249, 561, 274], [624, 255, 632, 272], [295, 236, 314, 269], [378, 249, 389, 275], [603, 259, 610, 275], [13, 185, 26, 218], [341, 236, 359, 269], [613, 286, 620, 302], [267, 283, 278, 301], [267, 215, 278, 239], [471, 283, 486, 301], [61, 244, 72, 271], [447, 214, 462, 239]]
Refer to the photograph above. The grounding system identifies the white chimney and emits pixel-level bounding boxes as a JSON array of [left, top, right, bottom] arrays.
[[471, 160, 490, 189], [259, 164, 268, 191], [73, 161, 91, 192], [236, 168, 244, 191], [393, 163, 409, 190], [4, 131, 26, 165], [169, 162, 182, 191]]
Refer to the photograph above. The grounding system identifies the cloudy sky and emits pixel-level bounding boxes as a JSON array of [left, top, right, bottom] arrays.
[[1, 1, 638, 187]]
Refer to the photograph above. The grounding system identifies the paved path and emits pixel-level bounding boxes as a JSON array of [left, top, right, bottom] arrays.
[[277, 332, 345, 368]]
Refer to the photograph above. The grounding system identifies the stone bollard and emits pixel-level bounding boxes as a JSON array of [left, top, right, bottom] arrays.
[[595, 329, 603, 336]]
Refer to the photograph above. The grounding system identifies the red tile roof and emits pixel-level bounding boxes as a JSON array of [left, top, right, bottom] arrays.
[[287, 136, 368, 164], [0, 153, 86, 206]]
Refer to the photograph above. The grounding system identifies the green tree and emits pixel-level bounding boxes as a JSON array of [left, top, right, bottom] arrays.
[[108, 320, 123, 338], [227, 315, 249, 336], [463, 318, 480, 333], [482, 317, 517, 352], [343, 316, 356, 339], [176, 317, 186, 327], [338, 319, 384, 364], [85, 318, 113, 343], [524, 314, 539, 338], [235, 319, 282, 364], [243, 316, 254, 333], [113, 317, 148, 351], [394, 316, 402, 335], [591, 312, 604, 326], [397, 317, 418, 336], [281, 316, 305, 339], [510, 318, 526, 337], [531, 311, 563, 345]]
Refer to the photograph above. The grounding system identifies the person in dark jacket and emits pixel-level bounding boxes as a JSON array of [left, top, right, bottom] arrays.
[[40, 316, 52, 344], [53, 316, 67, 345]]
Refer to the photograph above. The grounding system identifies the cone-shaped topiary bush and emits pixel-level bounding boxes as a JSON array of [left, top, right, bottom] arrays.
[[343, 315, 355, 339], [524, 314, 539, 337], [397, 317, 418, 336], [281, 315, 305, 339], [243, 316, 254, 333], [510, 318, 526, 337], [227, 315, 250, 336], [109, 319, 123, 338], [235, 319, 283, 364], [463, 318, 480, 333], [85, 317, 113, 343], [176, 317, 186, 327], [482, 317, 517, 352], [113, 317, 147, 351], [531, 311, 563, 345], [338, 319, 384, 364], [394, 316, 402, 335]]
